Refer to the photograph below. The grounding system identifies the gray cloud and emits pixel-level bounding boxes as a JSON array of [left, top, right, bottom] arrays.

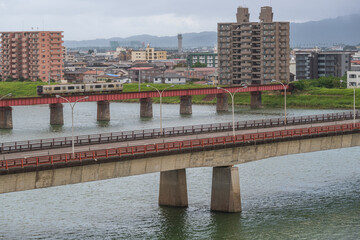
[[0, 0, 359, 40]]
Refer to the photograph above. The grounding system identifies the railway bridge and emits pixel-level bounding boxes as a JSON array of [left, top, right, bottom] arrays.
[[1, 113, 359, 213], [0, 84, 287, 129]]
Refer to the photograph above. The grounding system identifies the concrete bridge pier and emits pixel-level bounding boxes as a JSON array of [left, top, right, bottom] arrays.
[[216, 93, 229, 112], [211, 166, 241, 213], [159, 169, 188, 208], [180, 95, 192, 115], [50, 103, 64, 125], [97, 101, 110, 121], [140, 98, 153, 118], [250, 91, 262, 109], [0, 106, 13, 129]]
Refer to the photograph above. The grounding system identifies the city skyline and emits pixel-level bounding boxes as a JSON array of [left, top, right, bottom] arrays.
[[0, 0, 359, 41]]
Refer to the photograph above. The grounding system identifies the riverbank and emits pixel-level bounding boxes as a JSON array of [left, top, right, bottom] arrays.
[[0, 82, 358, 109]]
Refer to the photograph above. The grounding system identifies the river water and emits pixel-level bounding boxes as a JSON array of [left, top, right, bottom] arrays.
[[0, 103, 359, 239]]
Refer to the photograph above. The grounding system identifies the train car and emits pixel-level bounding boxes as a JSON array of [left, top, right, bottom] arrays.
[[37, 84, 85, 95], [84, 83, 123, 93], [37, 83, 123, 96]]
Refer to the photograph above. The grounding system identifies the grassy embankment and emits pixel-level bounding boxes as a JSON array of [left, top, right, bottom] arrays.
[[0, 79, 359, 109]]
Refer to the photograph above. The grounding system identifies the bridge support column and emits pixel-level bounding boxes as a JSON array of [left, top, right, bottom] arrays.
[[50, 103, 64, 125], [211, 166, 241, 213], [216, 93, 228, 112], [140, 98, 153, 118], [0, 106, 13, 129], [180, 95, 192, 115], [97, 101, 110, 121], [250, 91, 262, 109], [159, 169, 188, 208]]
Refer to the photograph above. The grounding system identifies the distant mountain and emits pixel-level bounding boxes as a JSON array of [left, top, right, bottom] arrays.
[[64, 14, 360, 49], [290, 14, 360, 47], [64, 32, 217, 49]]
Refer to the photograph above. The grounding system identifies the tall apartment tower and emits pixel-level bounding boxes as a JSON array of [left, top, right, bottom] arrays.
[[0, 31, 64, 82], [178, 34, 183, 54], [218, 6, 290, 85]]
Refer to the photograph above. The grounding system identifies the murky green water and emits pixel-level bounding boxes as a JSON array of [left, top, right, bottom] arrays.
[[0, 103, 359, 239]]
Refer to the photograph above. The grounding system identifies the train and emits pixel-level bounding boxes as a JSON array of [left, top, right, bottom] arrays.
[[37, 82, 123, 96]]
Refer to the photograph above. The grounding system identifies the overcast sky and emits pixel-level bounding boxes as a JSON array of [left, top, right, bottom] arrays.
[[0, 0, 359, 40]]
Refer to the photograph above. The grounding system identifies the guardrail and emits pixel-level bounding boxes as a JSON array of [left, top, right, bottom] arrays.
[[1, 111, 359, 154], [1, 122, 359, 171]]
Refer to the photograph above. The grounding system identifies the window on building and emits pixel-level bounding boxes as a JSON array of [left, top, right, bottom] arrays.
[[349, 74, 357, 78]]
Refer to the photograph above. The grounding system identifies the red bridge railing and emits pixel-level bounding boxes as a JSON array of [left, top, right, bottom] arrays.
[[1, 111, 358, 154], [1, 122, 359, 171], [0, 84, 287, 107]]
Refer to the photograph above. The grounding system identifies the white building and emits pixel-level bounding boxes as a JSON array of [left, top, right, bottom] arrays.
[[153, 73, 186, 84], [347, 71, 360, 88]]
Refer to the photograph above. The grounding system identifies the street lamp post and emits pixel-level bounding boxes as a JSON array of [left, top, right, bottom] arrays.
[[353, 87, 356, 126], [56, 95, 89, 157], [272, 79, 290, 125], [0, 93, 12, 101], [217, 86, 247, 137], [146, 84, 174, 134], [341, 80, 356, 125]]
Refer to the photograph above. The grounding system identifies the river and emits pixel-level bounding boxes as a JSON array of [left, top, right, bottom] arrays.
[[0, 102, 359, 239]]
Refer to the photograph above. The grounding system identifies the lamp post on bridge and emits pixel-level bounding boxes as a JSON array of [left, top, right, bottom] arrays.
[[341, 80, 356, 126], [55, 95, 89, 157], [146, 84, 174, 134], [217, 84, 247, 137], [272, 79, 290, 125]]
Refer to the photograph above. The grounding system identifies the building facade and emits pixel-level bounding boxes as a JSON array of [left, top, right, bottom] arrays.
[[347, 71, 360, 88], [296, 51, 352, 80], [0, 31, 64, 81], [187, 53, 218, 68], [131, 44, 167, 62], [218, 6, 290, 85], [154, 72, 186, 84]]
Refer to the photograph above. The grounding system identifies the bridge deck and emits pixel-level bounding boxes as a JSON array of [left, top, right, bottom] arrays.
[[1, 111, 359, 155], [1, 120, 359, 172], [0, 84, 287, 107]]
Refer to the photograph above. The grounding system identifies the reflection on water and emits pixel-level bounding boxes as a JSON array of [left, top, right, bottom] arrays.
[[0, 103, 359, 239]]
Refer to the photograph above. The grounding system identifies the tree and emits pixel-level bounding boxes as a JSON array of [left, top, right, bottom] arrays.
[[192, 62, 207, 68]]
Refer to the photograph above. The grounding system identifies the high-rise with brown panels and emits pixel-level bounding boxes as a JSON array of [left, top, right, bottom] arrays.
[[0, 31, 64, 82], [218, 6, 290, 85]]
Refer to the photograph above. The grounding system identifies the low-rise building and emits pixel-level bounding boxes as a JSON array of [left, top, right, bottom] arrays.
[[187, 53, 218, 68], [347, 71, 360, 88], [296, 50, 353, 80], [153, 72, 187, 84], [131, 44, 167, 62]]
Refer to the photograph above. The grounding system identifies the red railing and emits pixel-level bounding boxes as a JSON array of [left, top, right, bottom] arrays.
[[1, 111, 358, 154], [1, 122, 359, 171], [0, 84, 287, 107]]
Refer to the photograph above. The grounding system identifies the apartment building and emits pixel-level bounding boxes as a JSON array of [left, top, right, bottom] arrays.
[[296, 51, 352, 80], [187, 53, 218, 68], [131, 44, 167, 62], [0, 31, 64, 81], [218, 6, 290, 85]]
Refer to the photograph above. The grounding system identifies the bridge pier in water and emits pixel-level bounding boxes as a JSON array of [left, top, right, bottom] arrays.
[[159, 169, 188, 208], [216, 93, 229, 112], [140, 98, 153, 118], [211, 166, 241, 213], [0, 106, 13, 129], [50, 103, 64, 125], [97, 101, 110, 121], [180, 96, 192, 115], [250, 91, 262, 109]]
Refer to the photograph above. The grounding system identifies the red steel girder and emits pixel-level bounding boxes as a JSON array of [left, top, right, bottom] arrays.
[[0, 84, 288, 107]]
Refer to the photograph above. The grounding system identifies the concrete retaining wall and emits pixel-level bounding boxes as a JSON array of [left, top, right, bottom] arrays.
[[1, 133, 360, 194]]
